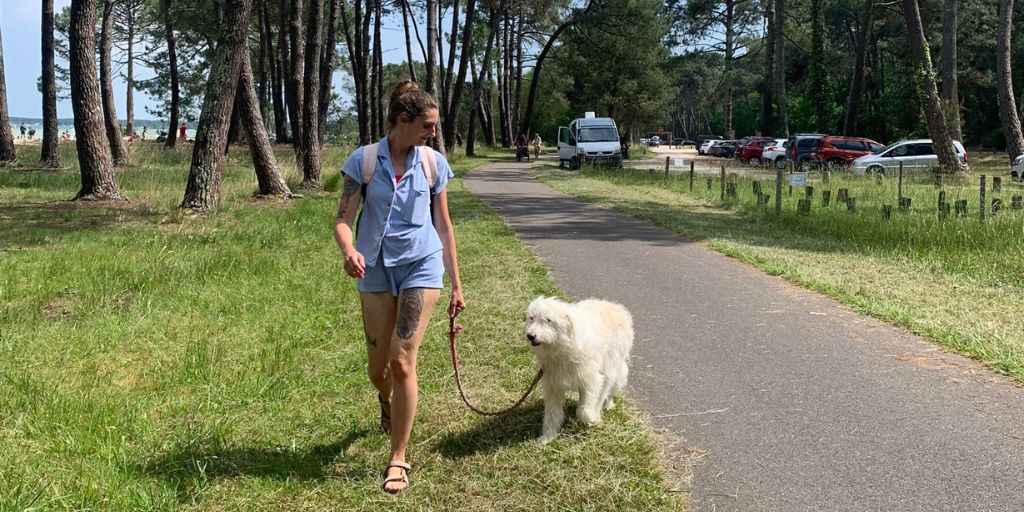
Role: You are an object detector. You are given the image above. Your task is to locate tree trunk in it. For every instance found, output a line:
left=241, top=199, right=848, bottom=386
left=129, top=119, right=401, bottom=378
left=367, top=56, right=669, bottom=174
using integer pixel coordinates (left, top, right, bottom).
left=359, top=0, right=372, bottom=142
left=182, top=0, right=254, bottom=212
left=163, top=0, right=180, bottom=149
left=760, top=0, right=774, bottom=137
left=319, top=0, right=340, bottom=147
left=0, top=21, right=14, bottom=162
left=301, top=0, right=323, bottom=188
left=100, top=0, right=129, bottom=165
left=843, top=0, right=874, bottom=135
left=426, top=0, right=437, bottom=98
left=277, top=0, right=292, bottom=143
left=809, top=0, right=827, bottom=132
left=479, top=6, right=499, bottom=145
left=940, top=0, right=963, bottom=141
left=371, top=1, right=381, bottom=139
left=69, top=0, right=122, bottom=199
left=773, top=0, right=788, bottom=137
left=126, top=16, right=135, bottom=137
left=400, top=0, right=417, bottom=81
left=257, top=1, right=271, bottom=131
left=520, top=0, right=594, bottom=138
left=443, top=0, right=477, bottom=154
left=513, top=12, right=523, bottom=135
left=41, top=0, right=60, bottom=166
left=723, top=0, right=735, bottom=139
left=997, top=0, right=1024, bottom=159
left=262, top=1, right=286, bottom=143
left=288, top=0, right=304, bottom=157
left=239, top=47, right=291, bottom=197
left=443, top=0, right=460, bottom=114
left=902, top=0, right=965, bottom=173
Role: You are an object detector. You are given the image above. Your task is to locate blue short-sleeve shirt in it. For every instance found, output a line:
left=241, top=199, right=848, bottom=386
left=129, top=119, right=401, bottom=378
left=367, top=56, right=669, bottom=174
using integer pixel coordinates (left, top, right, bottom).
left=340, top=136, right=454, bottom=267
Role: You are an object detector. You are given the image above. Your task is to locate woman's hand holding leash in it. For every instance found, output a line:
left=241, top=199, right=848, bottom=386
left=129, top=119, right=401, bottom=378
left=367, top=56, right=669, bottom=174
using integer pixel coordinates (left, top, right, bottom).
left=343, top=251, right=366, bottom=279
left=448, top=287, right=466, bottom=318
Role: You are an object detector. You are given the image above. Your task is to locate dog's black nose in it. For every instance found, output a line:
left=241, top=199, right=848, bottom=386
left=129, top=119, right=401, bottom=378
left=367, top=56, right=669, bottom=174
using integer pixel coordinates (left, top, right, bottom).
left=526, top=333, right=536, bottom=342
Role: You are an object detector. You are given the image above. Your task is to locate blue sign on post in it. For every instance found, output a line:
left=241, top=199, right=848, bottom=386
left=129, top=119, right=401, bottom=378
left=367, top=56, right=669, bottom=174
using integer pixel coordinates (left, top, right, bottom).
left=789, top=174, right=807, bottom=187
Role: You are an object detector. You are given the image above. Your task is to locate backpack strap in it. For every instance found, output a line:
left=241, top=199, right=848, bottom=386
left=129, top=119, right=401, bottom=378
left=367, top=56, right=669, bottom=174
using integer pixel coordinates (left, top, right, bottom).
left=361, top=142, right=379, bottom=184
left=419, top=146, right=439, bottom=190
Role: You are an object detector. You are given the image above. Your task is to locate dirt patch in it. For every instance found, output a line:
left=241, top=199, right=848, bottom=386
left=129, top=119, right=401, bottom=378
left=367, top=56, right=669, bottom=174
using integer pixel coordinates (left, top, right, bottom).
left=40, top=294, right=75, bottom=321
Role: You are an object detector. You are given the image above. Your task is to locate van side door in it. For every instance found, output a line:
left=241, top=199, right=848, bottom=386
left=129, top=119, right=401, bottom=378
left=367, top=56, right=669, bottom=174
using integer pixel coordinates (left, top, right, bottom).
left=557, top=126, right=575, bottom=163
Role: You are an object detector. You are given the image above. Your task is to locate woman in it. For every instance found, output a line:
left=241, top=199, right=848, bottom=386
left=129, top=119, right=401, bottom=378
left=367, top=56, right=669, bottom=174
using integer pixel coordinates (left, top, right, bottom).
left=334, top=80, right=465, bottom=493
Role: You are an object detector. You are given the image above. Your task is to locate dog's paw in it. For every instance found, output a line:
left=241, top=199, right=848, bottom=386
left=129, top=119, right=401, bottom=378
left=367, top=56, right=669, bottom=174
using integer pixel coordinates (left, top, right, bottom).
left=577, top=408, right=602, bottom=425
left=537, top=432, right=557, bottom=444
left=603, top=398, right=616, bottom=411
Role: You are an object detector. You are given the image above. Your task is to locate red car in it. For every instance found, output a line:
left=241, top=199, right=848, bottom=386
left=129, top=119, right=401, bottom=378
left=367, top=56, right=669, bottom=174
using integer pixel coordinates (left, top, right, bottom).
left=810, top=136, right=884, bottom=168
left=736, top=137, right=777, bottom=165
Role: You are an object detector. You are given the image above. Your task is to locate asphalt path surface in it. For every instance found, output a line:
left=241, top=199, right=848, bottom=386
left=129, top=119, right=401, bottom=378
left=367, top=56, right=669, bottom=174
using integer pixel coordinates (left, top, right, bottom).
left=463, top=158, right=1024, bottom=512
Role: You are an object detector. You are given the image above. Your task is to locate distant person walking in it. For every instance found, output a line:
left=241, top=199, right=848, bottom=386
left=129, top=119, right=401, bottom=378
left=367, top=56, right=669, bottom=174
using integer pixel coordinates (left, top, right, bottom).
left=142, top=126, right=147, bottom=140
left=19, top=123, right=26, bottom=139
left=28, top=128, right=36, bottom=140
left=178, top=122, right=187, bottom=142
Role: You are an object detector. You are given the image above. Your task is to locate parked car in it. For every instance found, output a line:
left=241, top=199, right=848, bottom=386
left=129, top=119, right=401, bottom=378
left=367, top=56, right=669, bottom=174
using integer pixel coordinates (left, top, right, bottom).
left=760, top=138, right=790, bottom=167
left=675, top=138, right=696, bottom=147
left=850, top=139, right=967, bottom=174
left=709, top=140, right=738, bottom=158
left=810, top=136, right=884, bottom=169
left=786, top=134, right=826, bottom=170
left=1012, top=154, right=1024, bottom=182
left=639, top=137, right=648, bottom=145
left=699, top=139, right=721, bottom=155
left=736, top=137, right=777, bottom=165
left=649, top=135, right=661, bottom=147
left=696, top=134, right=722, bottom=148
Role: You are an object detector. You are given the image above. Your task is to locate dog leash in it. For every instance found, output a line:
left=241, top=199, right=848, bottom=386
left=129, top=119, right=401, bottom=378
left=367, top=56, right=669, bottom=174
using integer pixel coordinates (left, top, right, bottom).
left=448, top=309, right=543, bottom=416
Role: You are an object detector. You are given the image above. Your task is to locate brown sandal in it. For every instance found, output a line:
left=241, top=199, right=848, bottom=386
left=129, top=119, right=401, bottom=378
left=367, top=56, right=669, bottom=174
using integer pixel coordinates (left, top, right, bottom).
left=381, top=460, right=412, bottom=493
left=378, top=394, right=392, bottom=435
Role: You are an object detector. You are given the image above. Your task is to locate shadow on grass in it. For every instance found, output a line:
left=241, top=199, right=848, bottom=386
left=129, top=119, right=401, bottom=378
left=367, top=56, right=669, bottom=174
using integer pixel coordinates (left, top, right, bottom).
left=436, top=402, right=547, bottom=459
left=0, top=201, right=165, bottom=250
left=140, top=428, right=370, bottom=504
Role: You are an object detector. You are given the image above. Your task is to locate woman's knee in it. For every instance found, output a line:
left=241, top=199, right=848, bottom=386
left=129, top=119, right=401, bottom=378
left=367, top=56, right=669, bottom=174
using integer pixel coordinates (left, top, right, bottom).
left=388, top=352, right=416, bottom=382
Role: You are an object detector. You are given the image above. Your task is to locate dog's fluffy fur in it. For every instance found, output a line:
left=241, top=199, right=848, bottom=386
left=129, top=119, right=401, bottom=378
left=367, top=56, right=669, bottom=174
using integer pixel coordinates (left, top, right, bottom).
left=524, top=296, right=634, bottom=443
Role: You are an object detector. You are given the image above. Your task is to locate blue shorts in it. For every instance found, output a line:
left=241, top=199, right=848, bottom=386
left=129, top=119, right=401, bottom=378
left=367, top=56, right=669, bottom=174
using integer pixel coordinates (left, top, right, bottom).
left=357, top=250, right=445, bottom=296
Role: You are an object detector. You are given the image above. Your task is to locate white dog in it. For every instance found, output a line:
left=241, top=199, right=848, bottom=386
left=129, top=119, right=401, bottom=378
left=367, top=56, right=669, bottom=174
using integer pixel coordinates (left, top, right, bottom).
left=524, top=296, right=634, bottom=443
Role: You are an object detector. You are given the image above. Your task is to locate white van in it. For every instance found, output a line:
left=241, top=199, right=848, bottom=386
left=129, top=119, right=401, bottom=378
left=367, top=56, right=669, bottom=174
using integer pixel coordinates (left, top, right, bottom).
left=557, top=114, right=622, bottom=170
left=850, top=139, right=967, bottom=174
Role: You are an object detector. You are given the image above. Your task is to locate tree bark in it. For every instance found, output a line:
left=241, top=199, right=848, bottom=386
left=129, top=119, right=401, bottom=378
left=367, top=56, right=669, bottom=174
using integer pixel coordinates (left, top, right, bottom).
left=301, top=0, right=323, bottom=188
left=723, top=0, right=736, bottom=139
left=426, top=0, right=437, bottom=95
left=443, top=0, right=461, bottom=115
left=443, top=0, right=477, bottom=154
left=359, top=0, right=372, bottom=143
left=400, top=0, right=417, bottom=81
left=520, top=0, right=594, bottom=138
left=100, top=0, right=129, bottom=165
left=239, top=47, right=291, bottom=197
left=513, top=12, right=523, bottom=135
left=940, top=0, right=963, bottom=141
left=41, top=0, right=60, bottom=166
left=277, top=0, right=292, bottom=143
left=0, top=21, right=14, bottom=162
left=997, top=0, right=1024, bottom=159
left=760, top=0, right=774, bottom=137
left=182, top=0, right=254, bottom=212
left=902, top=0, right=965, bottom=173
left=69, top=0, right=122, bottom=199
left=261, top=0, right=286, bottom=143
left=319, top=0, right=340, bottom=147
left=843, top=0, right=874, bottom=135
left=773, top=0, right=788, bottom=137
left=288, top=0, right=304, bottom=153
left=371, top=0, right=382, bottom=139
left=809, top=0, right=827, bottom=132
left=125, top=10, right=135, bottom=137
left=163, top=0, right=180, bottom=149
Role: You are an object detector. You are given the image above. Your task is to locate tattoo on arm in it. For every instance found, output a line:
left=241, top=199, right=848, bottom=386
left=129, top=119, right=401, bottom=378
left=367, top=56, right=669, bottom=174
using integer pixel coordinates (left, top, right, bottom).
left=338, top=176, right=361, bottom=218
left=396, top=289, right=425, bottom=339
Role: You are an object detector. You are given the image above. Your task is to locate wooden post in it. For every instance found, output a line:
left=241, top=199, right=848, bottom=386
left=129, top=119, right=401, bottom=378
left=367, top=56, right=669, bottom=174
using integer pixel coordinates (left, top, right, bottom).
left=882, top=205, right=892, bottom=219
left=720, top=165, right=726, bottom=200
left=847, top=197, right=857, bottom=212
left=898, top=161, right=903, bottom=202
left=665, top=156, right=670, bottom=175
left=1012, top=195, right=1023, bottom=210
left=689, top=161, right=694, bottom=190
left=980, top=175, right=986, bottom=224
left=797, top=199, right=810, bottom=214
left=822, top=190, right=831, bottom=207
left=993, top=176, right=1002, bottom=192
left=775, top=167, right=783, bottom=218
left=805, top=186, right=814, bottom=198
left=899, top=197, right=912, bottom=213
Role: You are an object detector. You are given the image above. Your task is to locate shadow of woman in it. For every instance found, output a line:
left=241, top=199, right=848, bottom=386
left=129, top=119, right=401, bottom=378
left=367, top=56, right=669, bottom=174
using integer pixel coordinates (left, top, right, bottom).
left=436, top=402, right=549, bottom=459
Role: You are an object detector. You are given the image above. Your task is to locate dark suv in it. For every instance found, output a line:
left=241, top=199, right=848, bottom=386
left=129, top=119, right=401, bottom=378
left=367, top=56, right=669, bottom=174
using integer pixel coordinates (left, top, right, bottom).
left=786, top=134, right=826, bottom=170
left=810, top=136, right=884, bottom=169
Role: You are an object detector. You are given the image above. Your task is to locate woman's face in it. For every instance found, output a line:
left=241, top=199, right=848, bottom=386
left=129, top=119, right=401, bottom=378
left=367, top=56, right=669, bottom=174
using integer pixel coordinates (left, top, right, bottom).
left=397, top=109, right=439, bottom=146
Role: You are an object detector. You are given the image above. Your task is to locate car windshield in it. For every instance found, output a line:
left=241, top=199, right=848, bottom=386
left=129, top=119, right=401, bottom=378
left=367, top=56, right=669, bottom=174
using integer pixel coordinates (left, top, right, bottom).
left=578, top=127, right=619, bottom=142
left=874, top=141, right=903, bottom=155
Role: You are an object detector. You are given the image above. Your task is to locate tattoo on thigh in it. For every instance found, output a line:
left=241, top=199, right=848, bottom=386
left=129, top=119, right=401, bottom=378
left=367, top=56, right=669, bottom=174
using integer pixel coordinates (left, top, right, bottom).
left=397, top=289, right=425, bottom=339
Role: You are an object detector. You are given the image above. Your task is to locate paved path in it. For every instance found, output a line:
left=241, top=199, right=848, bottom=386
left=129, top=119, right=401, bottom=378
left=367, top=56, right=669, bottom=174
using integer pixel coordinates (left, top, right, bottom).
left=464, top=159, right=1024, bottom=512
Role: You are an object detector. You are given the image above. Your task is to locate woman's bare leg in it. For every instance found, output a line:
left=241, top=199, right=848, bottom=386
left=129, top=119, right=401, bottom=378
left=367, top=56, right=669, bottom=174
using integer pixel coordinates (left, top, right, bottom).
left=384, top=287, right=440, bottom=491
left=360, top=292, right=398, bottom=412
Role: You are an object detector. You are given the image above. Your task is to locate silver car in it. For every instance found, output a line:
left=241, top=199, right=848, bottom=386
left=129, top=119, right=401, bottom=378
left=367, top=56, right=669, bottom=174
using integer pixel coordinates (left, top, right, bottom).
left=850, top=139, right=967, bottom=174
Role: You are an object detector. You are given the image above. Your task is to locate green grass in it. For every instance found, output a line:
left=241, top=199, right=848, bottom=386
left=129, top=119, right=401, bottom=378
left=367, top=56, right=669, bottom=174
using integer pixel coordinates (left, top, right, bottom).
left=535, top=162, right=1024, bottom=381
left=0, top=143, right=687, bottom=511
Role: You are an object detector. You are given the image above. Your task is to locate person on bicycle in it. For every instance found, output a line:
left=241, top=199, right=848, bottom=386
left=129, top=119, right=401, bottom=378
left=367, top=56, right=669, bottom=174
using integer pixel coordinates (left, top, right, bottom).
left=532, top=133, right=542, bottom=158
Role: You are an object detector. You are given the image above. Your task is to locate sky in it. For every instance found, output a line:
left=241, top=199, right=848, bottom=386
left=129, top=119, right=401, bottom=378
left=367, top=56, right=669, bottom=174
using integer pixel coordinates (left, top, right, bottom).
left=1, top=1, right=414, bottom=120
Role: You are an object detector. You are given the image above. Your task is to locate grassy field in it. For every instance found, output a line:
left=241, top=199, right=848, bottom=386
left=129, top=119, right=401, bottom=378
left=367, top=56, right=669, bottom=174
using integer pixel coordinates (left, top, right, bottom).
left=0, top=143, right=687, bottom=511
left=534, top=161, right=1024, bottom=382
